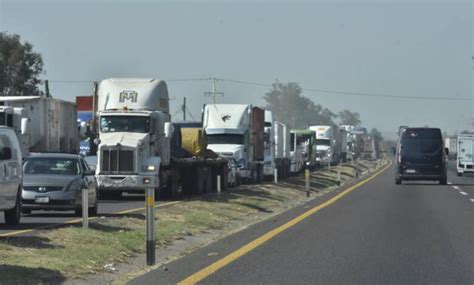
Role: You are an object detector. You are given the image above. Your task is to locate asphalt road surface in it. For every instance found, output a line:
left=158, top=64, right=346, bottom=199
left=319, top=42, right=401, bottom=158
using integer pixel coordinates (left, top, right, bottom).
left=131, top=160, right=474, bottom=284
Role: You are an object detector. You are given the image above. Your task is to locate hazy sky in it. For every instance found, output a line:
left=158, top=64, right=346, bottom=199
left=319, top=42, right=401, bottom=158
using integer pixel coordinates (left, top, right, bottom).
left=0, top=0, right=471, bottom=139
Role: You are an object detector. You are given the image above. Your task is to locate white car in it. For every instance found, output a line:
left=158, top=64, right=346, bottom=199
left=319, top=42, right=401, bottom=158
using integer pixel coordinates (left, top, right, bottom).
left=227, top=157, right=241, bottom=188
left=0, top=127, right=23, bottom=225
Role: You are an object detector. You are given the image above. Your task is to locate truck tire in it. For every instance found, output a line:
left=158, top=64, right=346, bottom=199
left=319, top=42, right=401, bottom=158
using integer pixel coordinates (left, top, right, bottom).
left=5, top=189, right=21, bottom=225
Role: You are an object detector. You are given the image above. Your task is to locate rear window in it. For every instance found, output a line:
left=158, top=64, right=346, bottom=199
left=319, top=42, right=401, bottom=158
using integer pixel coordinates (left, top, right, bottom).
left=402, top=128, right=442, bottom=140
left=401, top=129, right=443, bottom=154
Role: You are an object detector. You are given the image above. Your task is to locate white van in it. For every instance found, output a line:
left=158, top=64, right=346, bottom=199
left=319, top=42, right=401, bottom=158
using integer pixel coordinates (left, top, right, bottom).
left=456, top=134, right=474, bottom=176
left=0, top=127, right=22, bottom=225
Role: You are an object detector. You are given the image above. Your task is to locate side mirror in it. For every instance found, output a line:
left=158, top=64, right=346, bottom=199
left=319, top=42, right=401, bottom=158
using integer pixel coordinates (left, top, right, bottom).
left=164, top=122, right=173, bottom=139
left=445, top=148, right=449, bottom=155
left=0, top=147, right=12, bottom=160
left=21, top=118, right=29, bottom=135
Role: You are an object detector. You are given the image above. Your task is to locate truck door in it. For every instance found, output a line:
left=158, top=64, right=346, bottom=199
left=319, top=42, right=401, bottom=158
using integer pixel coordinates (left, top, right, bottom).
left=0, top=134, right=17, bottom=207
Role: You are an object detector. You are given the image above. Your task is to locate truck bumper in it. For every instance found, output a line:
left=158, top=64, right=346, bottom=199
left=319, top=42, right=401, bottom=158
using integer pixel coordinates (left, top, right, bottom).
left=97, top=175, right=158, bottom=191
left=457, top=165, right=474, bottom=174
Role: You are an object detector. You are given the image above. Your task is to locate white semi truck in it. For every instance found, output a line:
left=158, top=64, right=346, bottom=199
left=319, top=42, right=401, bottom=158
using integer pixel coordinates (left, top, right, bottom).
left=203, top=104, right=265, bottom=183
left=456, top=134, right=474, bottom=176
left=309, top=125, right=341, bottom=165
left=0, top=96, right=79, bottom=157
left=95, top=78, right=228, bottom=198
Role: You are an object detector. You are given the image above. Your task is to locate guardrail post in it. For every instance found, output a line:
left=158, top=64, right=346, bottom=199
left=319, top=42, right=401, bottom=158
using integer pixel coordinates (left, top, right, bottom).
left=337, top=170, right=341, bottom=186
left=274, top=168, right=278, bottom=183
left=328, top=160, right=331, bottom=172
left=82, top=188, right=88, bottom=229
left=146, top=187, right=155, bottom=266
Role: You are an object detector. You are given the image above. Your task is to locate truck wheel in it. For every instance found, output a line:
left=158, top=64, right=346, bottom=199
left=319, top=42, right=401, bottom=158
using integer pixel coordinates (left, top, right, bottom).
left=5, top=189, right=21, bottom=225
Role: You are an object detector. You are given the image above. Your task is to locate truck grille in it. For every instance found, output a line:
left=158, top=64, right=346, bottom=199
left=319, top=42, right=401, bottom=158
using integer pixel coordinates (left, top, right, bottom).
left=101, top=149, right=135, bottom=174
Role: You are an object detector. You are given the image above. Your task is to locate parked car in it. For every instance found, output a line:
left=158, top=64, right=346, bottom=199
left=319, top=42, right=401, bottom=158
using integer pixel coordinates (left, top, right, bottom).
left=227, top=157, right=241, bottom=188
left=0, top=127, right=23, bottom=225
left=21, top=153, right=98, bottom=216
left=395, top=128, right=448, bottom=185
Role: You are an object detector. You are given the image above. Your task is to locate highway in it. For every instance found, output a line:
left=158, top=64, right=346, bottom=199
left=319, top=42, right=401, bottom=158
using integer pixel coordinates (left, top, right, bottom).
left=131, top=160, right=474, bottom=284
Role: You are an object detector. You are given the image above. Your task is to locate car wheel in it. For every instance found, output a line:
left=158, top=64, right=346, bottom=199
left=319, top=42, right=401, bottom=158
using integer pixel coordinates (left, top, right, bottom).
left=5, top=189, right=21, bottom=225
left=395, top=177, right=402, bottom=185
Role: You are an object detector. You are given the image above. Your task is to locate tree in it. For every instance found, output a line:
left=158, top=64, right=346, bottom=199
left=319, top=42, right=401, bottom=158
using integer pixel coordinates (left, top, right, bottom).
left=0, top=33, right=44, bottom=95
left=338, top=109, right=361, bottom=126
left=263, top=81, right=336, bottom=128
left=371, top=128, right=384, bottom=141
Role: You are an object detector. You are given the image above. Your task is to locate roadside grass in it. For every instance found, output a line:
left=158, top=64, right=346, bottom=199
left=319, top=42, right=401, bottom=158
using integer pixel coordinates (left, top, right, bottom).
left=0, top=161, right=378, bottom=283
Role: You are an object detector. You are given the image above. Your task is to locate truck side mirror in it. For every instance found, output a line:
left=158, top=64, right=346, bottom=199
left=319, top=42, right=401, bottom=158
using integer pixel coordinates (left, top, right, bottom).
left=0, top=147, right=12, bottom=160
left=21, top=118, right=29, bottom=135
left=164, top=122, right=173, bottom=139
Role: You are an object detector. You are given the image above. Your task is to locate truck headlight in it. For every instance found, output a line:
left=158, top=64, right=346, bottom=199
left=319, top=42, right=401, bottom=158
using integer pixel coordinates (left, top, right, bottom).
left=142, top=165, right=156, bottom=172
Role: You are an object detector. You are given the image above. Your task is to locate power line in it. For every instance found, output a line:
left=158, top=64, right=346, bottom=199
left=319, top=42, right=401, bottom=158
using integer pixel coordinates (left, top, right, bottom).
left=220, top=78, right=472, bottom=102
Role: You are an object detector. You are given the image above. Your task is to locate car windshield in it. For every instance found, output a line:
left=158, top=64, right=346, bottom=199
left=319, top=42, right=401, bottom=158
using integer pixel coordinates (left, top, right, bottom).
left=100, top=116, right=150, bottom=133
left=23, top=157, right=81, bottom=175
left=207, top=134, right=244, bottom=145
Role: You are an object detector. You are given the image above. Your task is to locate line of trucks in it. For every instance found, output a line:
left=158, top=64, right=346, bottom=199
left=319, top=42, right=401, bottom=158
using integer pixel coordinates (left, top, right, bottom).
left=0, top=78, right=371, bottom=200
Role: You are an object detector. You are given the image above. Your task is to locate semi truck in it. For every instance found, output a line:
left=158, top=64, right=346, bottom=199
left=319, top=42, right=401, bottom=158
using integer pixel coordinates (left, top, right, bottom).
left=290, top=129, right=317, bottom=169
left=445, top=137, right=457, bottom=160
left=203, top=104, right=264, bottom=183
left=0, top=96, right=79, bottom=157
left=341, top=125, right=356, bottom=161
left=309, top=125, right=341, bottom=165
left=456, top=134, right=474, bottom=176
left=94, top=78, right=228, bottom=198
left=289, top=129, right=305, bottom=174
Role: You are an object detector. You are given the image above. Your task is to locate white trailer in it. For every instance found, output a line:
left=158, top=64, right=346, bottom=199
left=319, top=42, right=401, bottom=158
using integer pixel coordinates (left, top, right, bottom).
left=0, top=96, right=79, bottom=157
left=456, top=135, right=474, bottom=176
left=289, top=130, right=304, bottom=173
left=274, top=121, right=291, bottom=179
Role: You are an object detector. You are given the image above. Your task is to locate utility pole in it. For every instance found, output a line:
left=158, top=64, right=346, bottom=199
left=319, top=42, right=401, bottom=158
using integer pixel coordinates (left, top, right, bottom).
left=204, top=78, right=224, bottom=104
left=182, top=97, right=186, bottom=121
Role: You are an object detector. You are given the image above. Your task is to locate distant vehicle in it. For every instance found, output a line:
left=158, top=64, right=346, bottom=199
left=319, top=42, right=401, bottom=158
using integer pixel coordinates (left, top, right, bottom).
left=0, top=127, right=23, bottom=225
left=309, top=125, right=340, bottom=165
left=21, top=153, right=98, bottom=216
left=456, top=134, right=474, bottom=176
left=226, top=157, right=240, bottom=187
left=289, top=130, right=305, bottom=173
left=395, top=128, right=448, bottom=185
left=291, top=129, right=317, bottom=168
left=445, top=137, right=457, bottom=160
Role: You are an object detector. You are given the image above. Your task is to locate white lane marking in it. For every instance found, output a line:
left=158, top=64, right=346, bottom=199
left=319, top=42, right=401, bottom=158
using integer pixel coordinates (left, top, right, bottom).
left=459, top=191, right=469, bottom=196
left=470, top=198, right=474, bottom=202
left=453, top=186, right=460, bottom=190
left=448, top=181, right=453, bottom=185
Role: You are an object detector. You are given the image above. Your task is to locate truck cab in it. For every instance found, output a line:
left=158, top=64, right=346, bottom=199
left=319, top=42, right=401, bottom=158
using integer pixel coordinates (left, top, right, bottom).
left=95, top=78, right=171, bottom=197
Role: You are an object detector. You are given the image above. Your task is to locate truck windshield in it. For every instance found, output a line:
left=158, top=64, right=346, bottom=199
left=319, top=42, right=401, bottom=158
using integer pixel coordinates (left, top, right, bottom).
left=207, top=134, right=244, bottom=145
left=100, top=116, right=150, bottom=133
left=315, top=139, right=330, bottom=146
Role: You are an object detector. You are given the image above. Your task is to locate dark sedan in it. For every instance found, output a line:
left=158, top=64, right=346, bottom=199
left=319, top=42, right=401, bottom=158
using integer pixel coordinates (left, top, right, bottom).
left=21, top=153, right=98, bottom=216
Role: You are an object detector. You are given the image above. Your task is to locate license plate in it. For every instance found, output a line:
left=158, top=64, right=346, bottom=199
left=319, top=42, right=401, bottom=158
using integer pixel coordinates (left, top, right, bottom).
left=406, top=169, right=416, bottom=174
left=35, top=196, right=50, bottom=204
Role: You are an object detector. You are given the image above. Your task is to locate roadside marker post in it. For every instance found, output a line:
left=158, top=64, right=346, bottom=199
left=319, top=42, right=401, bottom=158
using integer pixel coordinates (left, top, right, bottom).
left=145, top=187, right=155, bottom=266
left=82, top=188, right=89, bottom=229
left=217, top=175, right=221, bottom=196
left=305, top=166, right=310, bottom=198
left=328, top=160, right=331, bottom=172
left=337, top=170, right=341, bottom=186
left=274, top=168, right=278, bottom=183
